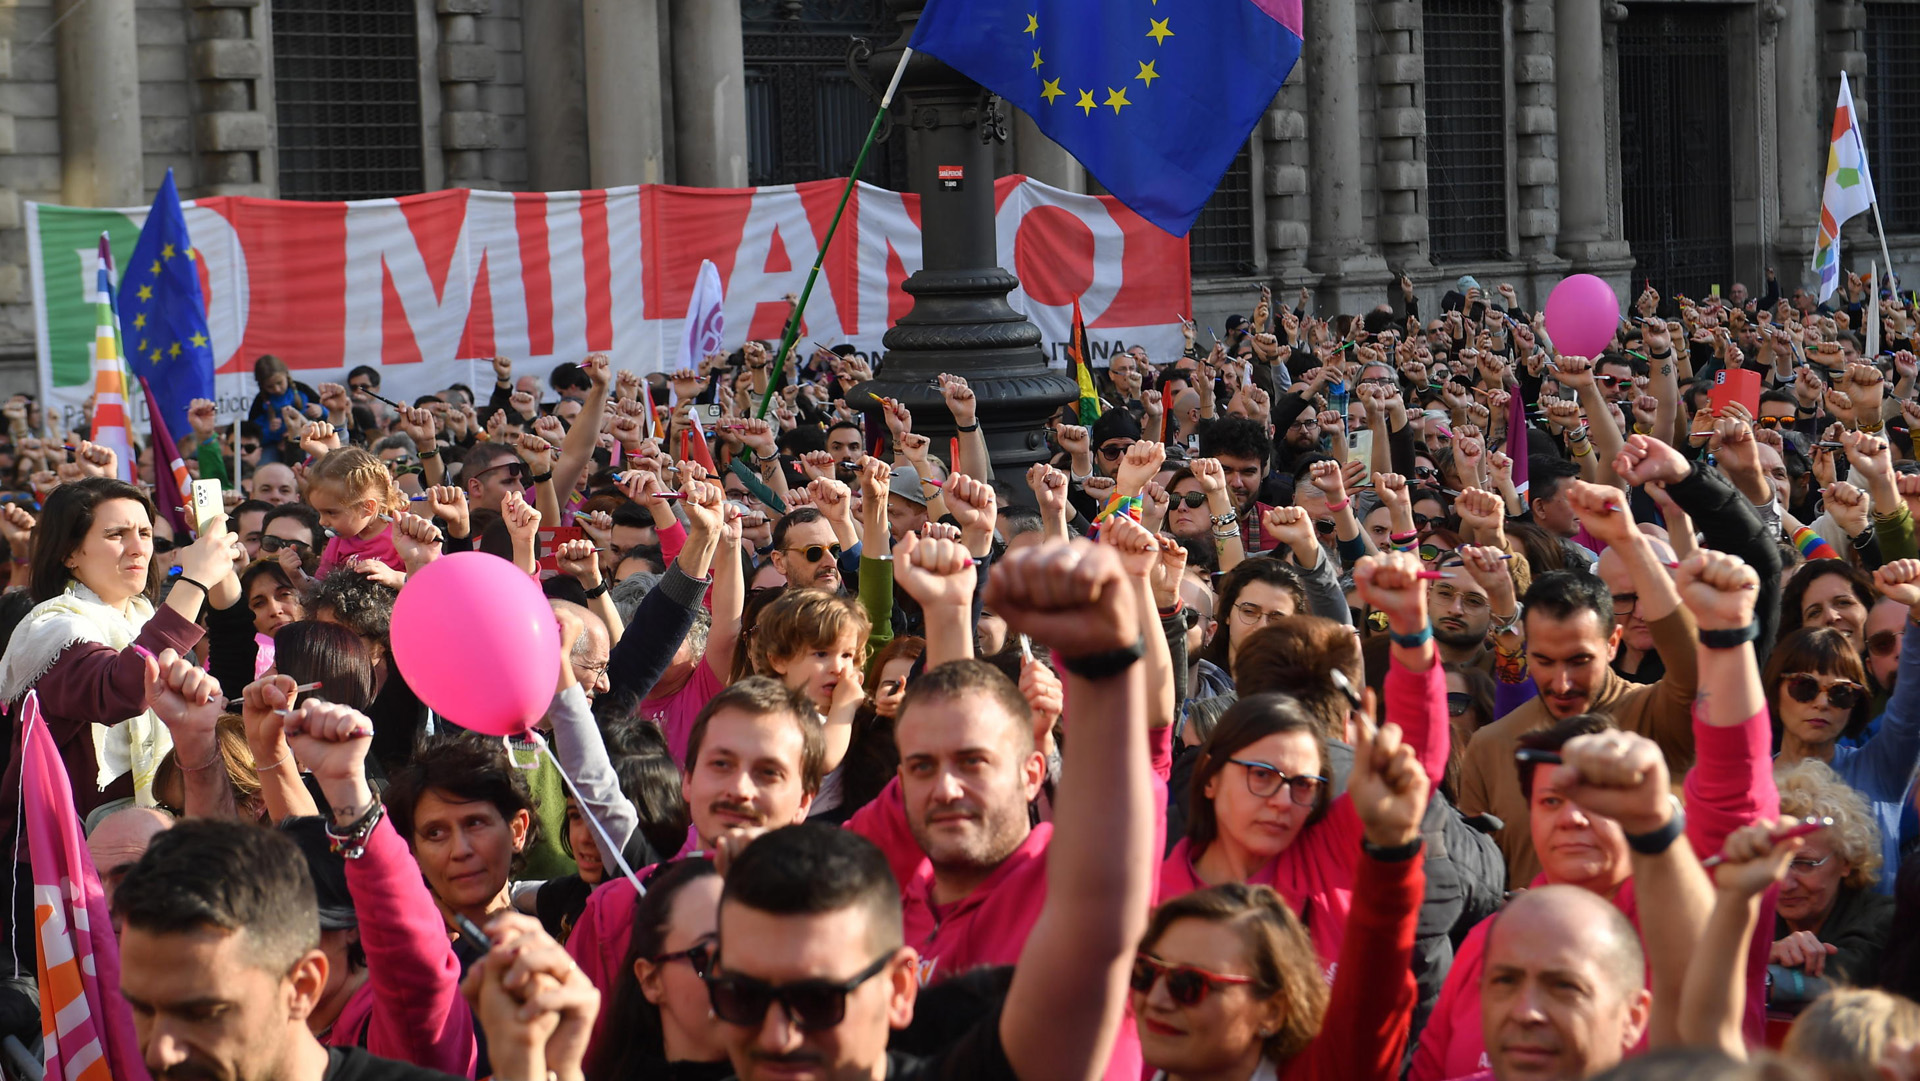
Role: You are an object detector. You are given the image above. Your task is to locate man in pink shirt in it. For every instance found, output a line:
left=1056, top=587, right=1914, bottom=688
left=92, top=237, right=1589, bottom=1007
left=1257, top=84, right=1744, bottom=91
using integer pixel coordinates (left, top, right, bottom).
left=567, top=677, right=823, bottom=1059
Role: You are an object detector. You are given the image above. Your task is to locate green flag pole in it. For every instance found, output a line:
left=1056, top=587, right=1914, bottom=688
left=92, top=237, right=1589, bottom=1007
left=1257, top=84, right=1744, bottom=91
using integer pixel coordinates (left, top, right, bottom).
left=756, top=47, right=914, bottom=419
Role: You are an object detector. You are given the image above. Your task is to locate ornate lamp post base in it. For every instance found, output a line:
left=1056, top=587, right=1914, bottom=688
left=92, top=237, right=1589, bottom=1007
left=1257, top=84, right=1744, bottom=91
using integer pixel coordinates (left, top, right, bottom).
left=850, top=2, right=1076, bottom=496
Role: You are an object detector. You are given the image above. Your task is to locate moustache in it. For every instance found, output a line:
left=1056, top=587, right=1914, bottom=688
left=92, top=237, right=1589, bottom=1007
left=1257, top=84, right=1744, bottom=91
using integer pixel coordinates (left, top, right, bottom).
left=709, top=799, right=765, bottom=826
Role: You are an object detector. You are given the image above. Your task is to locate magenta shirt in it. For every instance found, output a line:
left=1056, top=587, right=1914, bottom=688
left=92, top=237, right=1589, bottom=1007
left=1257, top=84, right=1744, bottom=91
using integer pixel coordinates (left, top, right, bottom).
left=640, top=659, right=725, bottom=764
left=318, top=521, right=404, bottom=576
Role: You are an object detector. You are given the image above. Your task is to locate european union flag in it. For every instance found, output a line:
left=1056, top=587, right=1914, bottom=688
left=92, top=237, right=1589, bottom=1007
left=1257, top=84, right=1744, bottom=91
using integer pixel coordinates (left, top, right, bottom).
left=912, top=0, right=1303, bottom=237
left=120, top=168, right=215, bottom=446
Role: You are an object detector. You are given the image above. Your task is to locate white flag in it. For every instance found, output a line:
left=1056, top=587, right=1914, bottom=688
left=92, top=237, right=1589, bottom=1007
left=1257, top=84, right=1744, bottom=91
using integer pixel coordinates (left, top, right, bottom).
left=676, top=259, right=726, bottom=401
left=1813, top=72, right=1878, bottom=303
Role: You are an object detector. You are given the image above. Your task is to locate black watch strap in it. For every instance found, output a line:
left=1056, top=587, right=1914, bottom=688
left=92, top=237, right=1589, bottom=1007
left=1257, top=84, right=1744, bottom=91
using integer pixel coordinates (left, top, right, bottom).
left=1057, top=635, right=1146, bottom=681
left=1624, top=803, right=1685, bottom=855
left=1361, top=836, right=1425, bottom=863
left=1697, top=619, right=1760, bottom=650
left=580, top=581, right=610, bottom=600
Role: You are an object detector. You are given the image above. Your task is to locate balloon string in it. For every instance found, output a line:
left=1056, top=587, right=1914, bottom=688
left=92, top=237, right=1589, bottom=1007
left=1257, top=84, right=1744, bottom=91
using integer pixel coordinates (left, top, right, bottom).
left=525, top=731, right=644, bottom=897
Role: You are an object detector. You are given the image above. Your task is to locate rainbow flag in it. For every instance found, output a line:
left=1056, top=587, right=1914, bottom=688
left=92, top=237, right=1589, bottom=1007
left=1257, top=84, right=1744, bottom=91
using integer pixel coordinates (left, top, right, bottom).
left=21, top=692, right=147, bottom=1081
left=1069, top=299, right=1100, bottom=426
left=1813, top=72, right=1877, bottom=303
left=89, top=235, right=134, bottom=481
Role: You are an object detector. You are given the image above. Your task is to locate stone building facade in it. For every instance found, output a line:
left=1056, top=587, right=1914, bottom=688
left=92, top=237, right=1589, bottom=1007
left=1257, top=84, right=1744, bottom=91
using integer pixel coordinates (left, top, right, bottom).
left=0, top=0, right=1913, bottom=395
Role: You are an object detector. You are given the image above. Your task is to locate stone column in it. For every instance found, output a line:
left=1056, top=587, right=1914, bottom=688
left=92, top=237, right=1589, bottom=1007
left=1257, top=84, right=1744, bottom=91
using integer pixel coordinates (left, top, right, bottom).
left=56, top=0, right=143, bottom=207
left=190, top=0, right=272, bottom=197
left=439, top=0, right=500, bottom=188
left=1554, top=0, right=1630, bottom=268
left=1304, top=0, right=1387, bottom=312
left=1373, top=0, right=1429, bottom=272
left=1262, top=70, right=1312, bottom=286
left=522, top=0, right=590, bottom=191
left=583, top=0, right=669, bottom=186
left=1512, top=0, right=1566, bottom=300
left=1011, top=109, right=1083, bottom=192
left=669, top=0, right=749, bottom=188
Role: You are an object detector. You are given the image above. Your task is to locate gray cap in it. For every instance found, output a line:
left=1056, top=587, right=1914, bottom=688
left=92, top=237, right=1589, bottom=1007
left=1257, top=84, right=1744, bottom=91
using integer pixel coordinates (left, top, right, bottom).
left=889, top=464, right=928, bottom=507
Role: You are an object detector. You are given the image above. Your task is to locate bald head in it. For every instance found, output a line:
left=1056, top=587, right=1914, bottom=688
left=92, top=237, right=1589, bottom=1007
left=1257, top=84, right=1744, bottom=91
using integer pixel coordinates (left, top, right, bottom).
left=1482, top=885, right=1649, bottom=1081
left=1594, top=535, right=1677, bottom=597
left=88, top=806, right=174, bottom=896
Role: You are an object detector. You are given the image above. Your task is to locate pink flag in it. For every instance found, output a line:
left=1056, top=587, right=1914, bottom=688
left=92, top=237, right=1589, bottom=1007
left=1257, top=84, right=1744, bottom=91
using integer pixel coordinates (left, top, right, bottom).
left=20, top=692, right=149, bottom=1081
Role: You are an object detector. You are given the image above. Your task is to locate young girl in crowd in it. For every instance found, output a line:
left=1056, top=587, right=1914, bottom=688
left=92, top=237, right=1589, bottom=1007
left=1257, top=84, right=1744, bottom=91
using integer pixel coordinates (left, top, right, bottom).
left=746, top=587, right=870, bottom=816
left=308, top=446, right=406, bottom=576
left=247, top=354, right=317, bottom=462
left=590, top=858, right=728, bottom=1081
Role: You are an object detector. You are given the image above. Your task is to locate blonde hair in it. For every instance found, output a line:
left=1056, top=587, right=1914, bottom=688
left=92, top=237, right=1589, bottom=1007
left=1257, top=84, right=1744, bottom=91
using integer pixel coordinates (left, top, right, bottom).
left=308, top=446, right=403, bottom=518
left=1784, top=987, right=1920, bottom=1064
left=1774, top=757, right=1883, bottom=890
left=748, top=588, right=870, bottom=678
left=153, top=716, right=265, bottom=823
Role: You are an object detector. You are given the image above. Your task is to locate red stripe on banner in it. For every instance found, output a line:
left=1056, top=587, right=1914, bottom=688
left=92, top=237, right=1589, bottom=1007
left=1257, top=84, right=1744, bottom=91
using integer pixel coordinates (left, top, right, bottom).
left=580, top=190, right=614, bottom=352
left=643, top=187, right=754, bottom=323
left=460, top=250, right=496, bottom=359
left=747, top=227, right=797, bottom=341
left=224, top=198, right=349, bottom=371
left=382, top=264, right=424, bottom=366
left=516, top=192, right=554, bottom=356
left=398, top=189, right=468, bottom=302
left=1091, top=198, right=1192, bottom=328
left=797, top=179, right=856, bottom=339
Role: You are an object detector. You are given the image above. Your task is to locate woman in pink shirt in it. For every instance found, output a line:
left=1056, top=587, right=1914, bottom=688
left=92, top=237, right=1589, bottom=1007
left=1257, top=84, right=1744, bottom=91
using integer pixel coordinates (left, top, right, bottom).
left=1157, top=553, right=1447, bottom=978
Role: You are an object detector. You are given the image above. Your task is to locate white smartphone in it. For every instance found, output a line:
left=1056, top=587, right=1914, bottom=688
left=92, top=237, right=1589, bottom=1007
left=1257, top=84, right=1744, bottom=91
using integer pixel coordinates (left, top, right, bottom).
left=190, top=478, right=224, bottom=535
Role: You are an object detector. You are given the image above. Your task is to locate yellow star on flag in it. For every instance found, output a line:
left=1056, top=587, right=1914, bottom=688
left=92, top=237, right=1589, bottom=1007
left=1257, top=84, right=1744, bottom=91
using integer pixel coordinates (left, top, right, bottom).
left=132, top=313, right=146, bottom=330
left=149, top=348, right=161, bottom=362
left=1032, top=48, right=1044, bottom=71
left=186, top=248, right=197, bottom=261
left=149, top=260, right=161, bottom=276
left=1105, top=87, right=1131, bottom=113
left=138, top=339, right=148, bottom=353
left=1147, top=18, right=1174, bottom=44
left=1075, top=89, right=1097, bottom=116
left=168, top=342, right=181, bottom=359
left=1041, top=78, right=1065, bottom=105
left=1024, top=12, right=1038, bottom=34
left=1136, top=60, right=1160, bottom=87
left=137, top=285, right=153, bottom=302
left=190, top=332, right=208, bottom=348
left=161, top=243, right=175, bottom=259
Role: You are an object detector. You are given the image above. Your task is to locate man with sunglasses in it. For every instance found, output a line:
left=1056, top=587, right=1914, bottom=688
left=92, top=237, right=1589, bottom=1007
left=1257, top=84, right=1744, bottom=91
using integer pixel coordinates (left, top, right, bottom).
left=459, top=442, right=529, bottom=514
left=716, top=538, right=1157, bottom=1081
left=770, top=507, right=846, bottom=593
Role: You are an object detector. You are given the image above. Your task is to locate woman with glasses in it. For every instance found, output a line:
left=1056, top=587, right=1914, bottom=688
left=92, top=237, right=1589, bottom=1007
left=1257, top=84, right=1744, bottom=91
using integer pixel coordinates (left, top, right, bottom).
left=1767, top=759, right=1893, bottom=1007
left=1767, top=560, right=1920, bottom=893
left=590, top=858, right=729, bottom=1080
left=1134, top=699, right=1429, bottom=1081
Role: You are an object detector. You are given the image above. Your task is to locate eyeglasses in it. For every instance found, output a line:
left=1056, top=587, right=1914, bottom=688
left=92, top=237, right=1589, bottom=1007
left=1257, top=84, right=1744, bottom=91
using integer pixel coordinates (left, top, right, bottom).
left=1231, top=602, right=1289, bottom=627
left=575, top=658, right=609, bottom=679
left=1097, top=443, right=1129, bottom=462
left=1129, top=955, right=1255, bottom=1007
left=787, top=543, right=844, bottom=564
left=705, top=952, right=893, bottom=1031
left=652, top=939, right=715, bottom=979
left=152, top=536, right=176, bottom=554
left=1612, top=592, right=1639, bottom=614
left=1787, top=852, right=1835, bottom=876
left=1868, top=629, right=1900, bottom=658
left=1783, top=674, right=1865, bottom=710
left=260, top=536, right=312, bottom=554
left=1225, top=758, right=1327, bottom=805
left=1432, top=583, right=1490, bottom=611
left=478, top=461, right=530, bottom=485
left=1170, top=491, right=1209, bottom=509
left=1418, top=544, right=1452, bottom=563
left=1447, top=692, right=1473, bottom=717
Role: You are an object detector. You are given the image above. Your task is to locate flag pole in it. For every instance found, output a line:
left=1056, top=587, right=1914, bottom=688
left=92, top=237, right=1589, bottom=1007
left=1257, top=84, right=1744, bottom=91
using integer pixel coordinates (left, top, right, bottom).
left=232, top=414, right=241, bottom=488
left=756, top=46, right=914, bottom=419
left=1871, top=201, right=1898, bottom=295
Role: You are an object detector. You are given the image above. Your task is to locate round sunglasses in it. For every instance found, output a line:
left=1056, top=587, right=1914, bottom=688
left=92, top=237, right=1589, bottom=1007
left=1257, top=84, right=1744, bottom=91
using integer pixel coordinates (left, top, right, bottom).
left=1782, top=674, right=1865, bottom=711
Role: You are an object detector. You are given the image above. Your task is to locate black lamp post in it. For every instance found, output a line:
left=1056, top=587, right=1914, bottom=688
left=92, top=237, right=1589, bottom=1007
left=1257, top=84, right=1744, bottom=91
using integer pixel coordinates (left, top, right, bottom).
left=850, top=0, right=1076, bottom=497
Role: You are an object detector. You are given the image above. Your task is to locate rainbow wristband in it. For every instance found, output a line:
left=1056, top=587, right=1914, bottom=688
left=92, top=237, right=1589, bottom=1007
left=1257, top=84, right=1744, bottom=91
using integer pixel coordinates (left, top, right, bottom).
left=1097, top=494, right=1144, bottom=523
left=1792, top=526, right=1840, bottom=562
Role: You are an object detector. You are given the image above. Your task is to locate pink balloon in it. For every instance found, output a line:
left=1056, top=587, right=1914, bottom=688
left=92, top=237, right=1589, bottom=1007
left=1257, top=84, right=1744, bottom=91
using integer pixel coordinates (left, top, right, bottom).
left=1543, top=274, right=1622, bottom=360
left=390, top=551, right=558, bottom=737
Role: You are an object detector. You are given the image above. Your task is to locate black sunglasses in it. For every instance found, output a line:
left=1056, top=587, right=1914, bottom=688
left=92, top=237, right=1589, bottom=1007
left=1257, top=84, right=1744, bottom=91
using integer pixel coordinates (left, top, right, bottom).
left=259, top=535, right=312, bottom=554
left=653, top=939, right=715, bottom=979
left=1447, top=692, right=1472, bottom=717
left=1170, top=491, right=1209, bottom=509
left=1097, top=443, right=1129, bottom=461
left=152, top=536, right=176, bottom=554
left=240, top=442, right=259, bottom=454
left=1868, top=629, right=1900, bottom=658
left=1783, top=675, right=1864, bottom=710
left=788, top=543, right=843, bottom=563
left=705, top=952, right=893, bottom=1031
left=1313, top=518, right=1335, bottom=536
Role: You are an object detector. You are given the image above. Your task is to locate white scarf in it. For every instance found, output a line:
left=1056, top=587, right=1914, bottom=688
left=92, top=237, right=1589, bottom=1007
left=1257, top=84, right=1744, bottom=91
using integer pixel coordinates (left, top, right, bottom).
left=0, top=583, right=173, bottom=802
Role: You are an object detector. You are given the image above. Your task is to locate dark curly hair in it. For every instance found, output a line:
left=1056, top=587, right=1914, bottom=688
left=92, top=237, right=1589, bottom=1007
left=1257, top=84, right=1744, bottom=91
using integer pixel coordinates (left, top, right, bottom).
left=306, top=567, right=397, bottom=649
left=383, top=733, right=543, bottom=878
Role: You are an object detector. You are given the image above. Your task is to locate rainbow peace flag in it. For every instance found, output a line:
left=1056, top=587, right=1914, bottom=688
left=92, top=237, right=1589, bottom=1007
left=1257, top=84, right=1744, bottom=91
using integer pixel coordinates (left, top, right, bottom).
left=1813, top=72, right=1877, bottom=303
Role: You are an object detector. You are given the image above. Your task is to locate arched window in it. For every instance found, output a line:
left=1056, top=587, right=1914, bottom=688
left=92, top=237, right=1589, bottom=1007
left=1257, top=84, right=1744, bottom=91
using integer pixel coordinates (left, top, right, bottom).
left=1422, top=0, right=1508, bottom=261
left=272, top=0, right=426, bottom=200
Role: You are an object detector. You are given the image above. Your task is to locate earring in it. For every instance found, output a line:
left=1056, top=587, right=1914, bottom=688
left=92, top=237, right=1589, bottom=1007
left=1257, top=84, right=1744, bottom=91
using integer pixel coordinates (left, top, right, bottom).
left=1258, top=1027, right=1273, bottom=1037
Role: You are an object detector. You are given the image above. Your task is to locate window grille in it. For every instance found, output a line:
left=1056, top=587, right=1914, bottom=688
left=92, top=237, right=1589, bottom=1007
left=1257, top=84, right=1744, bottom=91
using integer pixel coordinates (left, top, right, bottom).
left=1189, top=144, right=1257, bottom=277
left=744, top=0, right=905, bottom=188
left=1422, top=0, right=1508, bottom=262
left=273, top=0, right=426, bottom=200
left=1866, top=4, right=1920, bottom=232
left=1617, top=6, right=1733, bottom=298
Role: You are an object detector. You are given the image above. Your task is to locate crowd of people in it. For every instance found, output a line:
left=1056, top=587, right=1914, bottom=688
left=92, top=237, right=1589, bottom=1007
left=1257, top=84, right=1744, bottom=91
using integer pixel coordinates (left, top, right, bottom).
left=3, top=270, right=1920, bottom=1081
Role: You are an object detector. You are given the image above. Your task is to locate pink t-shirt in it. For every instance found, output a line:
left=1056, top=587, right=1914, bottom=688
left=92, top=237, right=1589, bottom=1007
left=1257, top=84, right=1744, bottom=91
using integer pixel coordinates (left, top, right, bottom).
left=640, top=658, right=725, bottom=764
left=318, top=521, right=404, bottom=576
